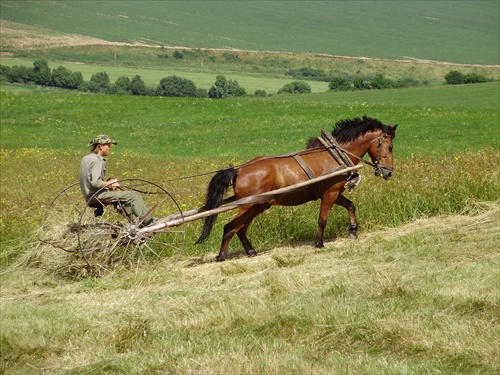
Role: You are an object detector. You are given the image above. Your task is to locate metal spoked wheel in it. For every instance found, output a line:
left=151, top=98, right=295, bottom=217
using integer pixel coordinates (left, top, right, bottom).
left=40, top=182, right=84, bottom=253
left=77, top=179, right=186, bottom=275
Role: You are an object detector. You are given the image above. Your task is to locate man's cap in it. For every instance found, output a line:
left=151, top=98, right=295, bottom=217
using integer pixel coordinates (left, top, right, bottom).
left=88, top=134, right=117, bottom=147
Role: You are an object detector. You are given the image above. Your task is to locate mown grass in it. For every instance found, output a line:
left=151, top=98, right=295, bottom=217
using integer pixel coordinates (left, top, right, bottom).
left=1, top=202, right=498, bottom=374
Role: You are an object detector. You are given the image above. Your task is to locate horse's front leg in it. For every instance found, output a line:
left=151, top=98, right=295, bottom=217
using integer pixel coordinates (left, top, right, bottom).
left=315, top=192, right=338, bottom=248
left=335, top=193, right=358, bottom=239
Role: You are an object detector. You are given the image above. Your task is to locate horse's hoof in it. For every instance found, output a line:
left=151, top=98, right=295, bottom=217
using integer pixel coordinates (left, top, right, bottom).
left=315, top=243, right=324, bottom=248
left=215, top=255, right=226, bottom=262
left=349, top=232, right=358, bottom=240
left=248, top=249, right=257, bottom=257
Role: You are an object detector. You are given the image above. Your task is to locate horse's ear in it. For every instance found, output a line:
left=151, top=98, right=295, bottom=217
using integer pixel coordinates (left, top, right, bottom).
left=393, top=124, right=398, bottom=131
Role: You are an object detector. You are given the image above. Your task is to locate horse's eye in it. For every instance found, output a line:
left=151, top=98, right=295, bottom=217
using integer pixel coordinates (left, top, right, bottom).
left=389, top=146, right=393, bottom=152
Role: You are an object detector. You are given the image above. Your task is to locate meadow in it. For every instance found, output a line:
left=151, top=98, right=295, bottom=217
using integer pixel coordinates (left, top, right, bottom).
left=0, top=78, right=499, bottom=373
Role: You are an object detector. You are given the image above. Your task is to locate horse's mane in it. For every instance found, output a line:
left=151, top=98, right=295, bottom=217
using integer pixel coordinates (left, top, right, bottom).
left=307, top=115, right=395, bottom=149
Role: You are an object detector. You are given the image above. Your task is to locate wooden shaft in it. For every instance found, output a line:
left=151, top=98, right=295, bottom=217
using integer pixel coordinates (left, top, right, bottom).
left=140, top=163, right=363, bottom=234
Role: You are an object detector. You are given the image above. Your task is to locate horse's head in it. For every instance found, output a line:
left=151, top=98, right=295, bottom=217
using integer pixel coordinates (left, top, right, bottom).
left=368, top=125, right=397, bottom=180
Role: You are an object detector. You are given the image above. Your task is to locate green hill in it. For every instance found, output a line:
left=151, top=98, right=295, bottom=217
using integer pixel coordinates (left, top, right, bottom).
left=1, top=0, right=499, bottom=65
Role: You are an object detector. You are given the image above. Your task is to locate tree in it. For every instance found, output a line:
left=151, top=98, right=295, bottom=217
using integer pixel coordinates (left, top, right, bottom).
left=51, top=66, right=83, bottom=89
left=82, top=71, right=111, bottom=93
left=155, top=75, right=197, bottom=97
left=130, top=75, right=147, bottom=96
left=0, top=65, right=11, bottom=82
left=7, top=65, right=33, bottom=83
left=208, top=75, right=246, bottom=98
left=277, top=80, right=311, bottom=94
left=33, top=58, right=51, bottom=86
left=111, top=76, right=132, bottom=95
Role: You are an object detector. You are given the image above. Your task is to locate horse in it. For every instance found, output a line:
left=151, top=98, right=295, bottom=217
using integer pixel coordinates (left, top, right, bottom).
left=196, top=115, right=397, bottom=261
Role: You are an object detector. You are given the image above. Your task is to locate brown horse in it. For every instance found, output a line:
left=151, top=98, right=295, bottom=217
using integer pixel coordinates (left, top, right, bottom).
left=196, top=116, right=397, bottom=261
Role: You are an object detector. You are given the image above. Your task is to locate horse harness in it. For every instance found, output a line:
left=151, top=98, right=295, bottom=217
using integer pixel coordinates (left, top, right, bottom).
left=291, top=130, right=362, bottom=192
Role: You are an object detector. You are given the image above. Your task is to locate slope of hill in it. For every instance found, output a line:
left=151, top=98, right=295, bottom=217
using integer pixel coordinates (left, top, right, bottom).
left=1, top=0, right=499, bottom=65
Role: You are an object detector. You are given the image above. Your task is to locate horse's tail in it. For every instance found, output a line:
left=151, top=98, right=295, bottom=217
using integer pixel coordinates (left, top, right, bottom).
left=195, top=167, right=238, bottom=244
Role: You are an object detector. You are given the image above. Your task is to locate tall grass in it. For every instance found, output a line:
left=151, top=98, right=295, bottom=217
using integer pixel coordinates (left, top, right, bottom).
left=1, top=147, right=497, bottom=264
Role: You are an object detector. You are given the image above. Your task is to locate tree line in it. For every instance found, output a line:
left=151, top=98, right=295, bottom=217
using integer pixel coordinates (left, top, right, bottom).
left=0, top=59, right=250, bottom=98
left=0, top=59, right=492, bottom=98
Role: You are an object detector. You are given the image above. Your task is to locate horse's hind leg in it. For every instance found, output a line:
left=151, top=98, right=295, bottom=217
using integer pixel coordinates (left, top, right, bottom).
left=217, top=204, right=268, bottom=262
left=316, top=193, right=338, bottom=248
left=335, top=193, right=358, bottom=239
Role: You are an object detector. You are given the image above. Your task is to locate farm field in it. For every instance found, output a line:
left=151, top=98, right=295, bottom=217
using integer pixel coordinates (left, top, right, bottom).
left=1, top=1, right=499, bottom=65
left=0, top=2, right=499, bottom=372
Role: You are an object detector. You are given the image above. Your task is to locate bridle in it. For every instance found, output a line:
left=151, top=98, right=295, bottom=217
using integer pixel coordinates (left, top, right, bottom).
left=327, top=132, right=394, bottom=177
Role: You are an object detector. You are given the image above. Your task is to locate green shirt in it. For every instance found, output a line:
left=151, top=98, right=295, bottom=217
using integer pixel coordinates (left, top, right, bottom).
left=79, top=153, right=106, bottom=201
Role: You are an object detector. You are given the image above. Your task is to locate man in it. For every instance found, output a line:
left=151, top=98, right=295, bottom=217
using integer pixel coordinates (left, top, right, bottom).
left=79, top=134, right=154, bottom=225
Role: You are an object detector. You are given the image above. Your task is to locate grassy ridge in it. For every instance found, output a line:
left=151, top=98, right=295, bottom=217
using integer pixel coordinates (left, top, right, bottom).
left=1, top=1, right=499, bottom=64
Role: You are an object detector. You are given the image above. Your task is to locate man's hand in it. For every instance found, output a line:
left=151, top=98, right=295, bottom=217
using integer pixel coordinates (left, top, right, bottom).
left=104, top=178, right=120, bottom=190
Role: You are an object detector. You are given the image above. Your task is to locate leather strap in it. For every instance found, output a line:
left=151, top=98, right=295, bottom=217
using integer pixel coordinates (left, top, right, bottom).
left=319, top=130, right=355, bottom=167
left=292, top=154, right=315, bottom=179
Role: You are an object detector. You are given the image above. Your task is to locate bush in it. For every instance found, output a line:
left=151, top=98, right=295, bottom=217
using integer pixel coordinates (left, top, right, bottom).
left=208, top=75, right=246, bottom=98
left=173, top=50, right=184, bottom=59
left=464, top=72, right=487, bottom=84
left=353, top=78, right=370, bottom=90
left=155, top=75, right=198, bottom=97
left=370, top=73, right=393, bottom=89
left=445, top=70, right=465, bottom=84
left=288, top=67, right=326, bottom=79
left=444, top=70, right=486, bottom=85
left=277, top=81, right=311, bottom=94
left=110, top=76, right=132, bottom=95
left=254, top=89, right=267, bottom=97
left=328, top=76, right=351, bottom=91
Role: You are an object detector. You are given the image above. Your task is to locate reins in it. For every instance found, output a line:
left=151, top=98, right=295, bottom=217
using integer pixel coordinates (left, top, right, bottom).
left=148, top=131, right=391, bottom=186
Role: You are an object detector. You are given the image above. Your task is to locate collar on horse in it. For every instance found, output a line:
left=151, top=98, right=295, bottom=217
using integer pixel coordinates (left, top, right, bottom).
left=318, top=129, right=392, bottom=179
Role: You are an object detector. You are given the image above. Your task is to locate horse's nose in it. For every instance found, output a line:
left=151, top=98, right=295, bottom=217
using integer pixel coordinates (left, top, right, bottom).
left=384, top=170, right=392, bottom=180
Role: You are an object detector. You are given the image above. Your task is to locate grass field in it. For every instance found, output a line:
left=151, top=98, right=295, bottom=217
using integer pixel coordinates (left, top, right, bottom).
left=1, top=82, right=498, bottom=158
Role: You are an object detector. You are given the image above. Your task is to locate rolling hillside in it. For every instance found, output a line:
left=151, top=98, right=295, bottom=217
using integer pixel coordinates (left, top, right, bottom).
left=1, top=0, right=499, bottom=65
